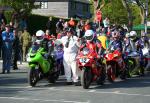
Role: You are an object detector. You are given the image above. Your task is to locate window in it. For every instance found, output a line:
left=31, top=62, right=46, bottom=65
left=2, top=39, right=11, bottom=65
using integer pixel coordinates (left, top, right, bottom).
left=40, top=2, right=48, bottom=9
left=83, top=4, right=89, bottom=12
left=71, top=1, right=76, bottom=10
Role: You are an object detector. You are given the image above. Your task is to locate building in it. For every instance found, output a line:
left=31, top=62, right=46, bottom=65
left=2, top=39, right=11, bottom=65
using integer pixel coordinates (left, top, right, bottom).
left=32, top=0, right=91, bottom=19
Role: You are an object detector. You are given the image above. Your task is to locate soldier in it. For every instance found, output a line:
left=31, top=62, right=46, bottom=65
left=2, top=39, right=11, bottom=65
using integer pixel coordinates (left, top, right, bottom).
left=20, top=27, right=31, bottom=62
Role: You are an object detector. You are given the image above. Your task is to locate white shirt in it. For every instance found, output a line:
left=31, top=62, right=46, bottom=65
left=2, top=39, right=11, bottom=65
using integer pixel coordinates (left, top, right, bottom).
left=59, top=35, right=80, bottom=61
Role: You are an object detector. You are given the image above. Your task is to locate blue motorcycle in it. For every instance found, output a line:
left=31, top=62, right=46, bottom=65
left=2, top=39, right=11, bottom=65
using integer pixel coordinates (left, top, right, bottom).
left=52, top=40, right=64, bottom=75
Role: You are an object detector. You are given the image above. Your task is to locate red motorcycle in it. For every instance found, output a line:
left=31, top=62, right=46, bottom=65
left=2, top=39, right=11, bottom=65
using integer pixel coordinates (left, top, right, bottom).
left=77, top=43, right=106, bottom=89
left=105, top=50, right=126, bottom=82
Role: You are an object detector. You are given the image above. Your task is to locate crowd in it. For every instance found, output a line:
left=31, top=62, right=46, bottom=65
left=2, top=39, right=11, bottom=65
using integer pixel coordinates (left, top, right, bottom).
left=0, top=10, right=150, bottom=87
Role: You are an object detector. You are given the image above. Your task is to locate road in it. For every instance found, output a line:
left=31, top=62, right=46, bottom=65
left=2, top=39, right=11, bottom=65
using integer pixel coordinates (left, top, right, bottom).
left=0, top=61, right=150, bottom=103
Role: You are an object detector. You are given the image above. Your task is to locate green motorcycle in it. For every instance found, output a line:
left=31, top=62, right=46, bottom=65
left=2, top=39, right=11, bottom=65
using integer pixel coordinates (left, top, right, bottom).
left=26, top=44, right=59, bottom=87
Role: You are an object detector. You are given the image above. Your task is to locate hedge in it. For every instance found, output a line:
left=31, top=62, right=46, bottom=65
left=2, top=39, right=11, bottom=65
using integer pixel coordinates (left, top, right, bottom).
left=27, top=15, right=79, bottom=35
left=4, top=11, right=79, bottom=35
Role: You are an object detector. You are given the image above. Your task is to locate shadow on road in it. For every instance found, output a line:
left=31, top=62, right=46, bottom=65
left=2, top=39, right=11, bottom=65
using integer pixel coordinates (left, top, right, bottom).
left=92, top=72, right=150, bottom=89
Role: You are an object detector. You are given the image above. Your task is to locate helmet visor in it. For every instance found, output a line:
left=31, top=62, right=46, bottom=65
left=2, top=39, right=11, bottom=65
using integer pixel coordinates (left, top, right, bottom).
left=36, top=36, right=43, bottom=40
left=85, top=35, right=93, bottom=41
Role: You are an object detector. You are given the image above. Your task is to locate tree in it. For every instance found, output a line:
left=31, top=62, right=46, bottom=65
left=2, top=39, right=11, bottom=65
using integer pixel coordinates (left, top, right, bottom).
left=121, top=0, right=133, bottom=31
left=0, top=0, right=37, bottom=19
left=92, top=0, right=109, bottom=22
left=101, top=0, right=128, bottom=25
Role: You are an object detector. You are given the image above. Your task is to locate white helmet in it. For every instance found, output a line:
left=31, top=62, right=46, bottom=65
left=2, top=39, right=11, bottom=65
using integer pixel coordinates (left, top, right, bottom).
left=130, top=31, right=137, bottom=37
left=84, top=30, right=94, bottom=42
left=36, top=30, right=45, bottom=37
left=35, top=30, right=45, bottom=43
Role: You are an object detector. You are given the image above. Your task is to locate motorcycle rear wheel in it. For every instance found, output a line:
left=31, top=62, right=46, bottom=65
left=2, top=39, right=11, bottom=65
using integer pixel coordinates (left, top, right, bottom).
left=81, top=68, right=92, bottom=89
left=28, top=69, right=38, bottom=87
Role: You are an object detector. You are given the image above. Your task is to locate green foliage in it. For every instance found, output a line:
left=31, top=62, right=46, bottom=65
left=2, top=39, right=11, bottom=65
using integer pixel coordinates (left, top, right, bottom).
left=90, top=0, right=95, bottom=21
left=130, top=4, right=141, bottom=25
left=101, top=0, right=128, bottom=25
left=0, top=0, right=37, bottom=16
left=4, top=10, right=13, bottom=24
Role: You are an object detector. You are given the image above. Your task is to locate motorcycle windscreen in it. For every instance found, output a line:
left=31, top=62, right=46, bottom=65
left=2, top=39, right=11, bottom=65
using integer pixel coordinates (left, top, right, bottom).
left=31, top=44, right=40, bottom=53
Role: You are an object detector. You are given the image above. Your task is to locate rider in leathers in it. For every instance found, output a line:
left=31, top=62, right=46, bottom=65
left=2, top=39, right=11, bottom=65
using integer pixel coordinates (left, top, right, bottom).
left=124, top=31, right=145, bottom=75
left=81, top=30, right=103, bottom=65
left=108, top=31, right=122, bottom=52
left=34, top=30, right=55, bottom=65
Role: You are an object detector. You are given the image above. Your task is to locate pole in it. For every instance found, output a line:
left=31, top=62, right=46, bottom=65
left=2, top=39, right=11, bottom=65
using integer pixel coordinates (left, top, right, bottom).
left=145, top=0, right=148, bottom=35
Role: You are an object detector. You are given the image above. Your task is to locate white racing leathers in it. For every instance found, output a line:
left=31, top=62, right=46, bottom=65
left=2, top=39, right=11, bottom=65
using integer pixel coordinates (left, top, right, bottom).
left=60, top=36, right=79, bottom=82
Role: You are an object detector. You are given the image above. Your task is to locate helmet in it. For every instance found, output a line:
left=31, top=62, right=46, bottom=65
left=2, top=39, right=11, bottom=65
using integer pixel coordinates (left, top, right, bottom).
left=36, top=30, right=45, bottom=43
left=130, top=31, right=137, bottom=37
left=112, top=30, right=119, bottom=38
left=36, top=30, right=45, bottom=37
left=141, top=32, right=146, bottom=37
left=84, top=30, right=94, bottom=42
left=125, top=33, right=130, bottom=38
left=129, top=31, right=137, bottom=40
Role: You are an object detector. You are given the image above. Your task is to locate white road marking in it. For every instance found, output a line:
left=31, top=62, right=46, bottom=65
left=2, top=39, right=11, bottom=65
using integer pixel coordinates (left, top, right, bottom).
left=88, top=90, right=96, bottom=92
left=0, top=97, right=89, bottom=103
left=0, top=86, right=150, bottom=97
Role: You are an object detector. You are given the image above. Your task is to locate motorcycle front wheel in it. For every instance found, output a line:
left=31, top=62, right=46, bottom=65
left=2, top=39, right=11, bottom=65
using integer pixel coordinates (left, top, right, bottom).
left=126, top=59, right=136, bottom=77
left=81, top=68, right=92, bottom=89
left=107, top=65, right=116, bottom=82
left=28, top=69, right=38, bottom=87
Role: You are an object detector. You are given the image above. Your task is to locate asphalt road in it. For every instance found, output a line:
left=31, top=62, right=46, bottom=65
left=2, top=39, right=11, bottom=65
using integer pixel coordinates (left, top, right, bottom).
left=0, top=61, right=150, bottom=103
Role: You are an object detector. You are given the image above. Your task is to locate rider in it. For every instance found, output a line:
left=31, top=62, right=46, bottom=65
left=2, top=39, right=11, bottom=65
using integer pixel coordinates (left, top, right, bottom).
left=35, top=30, right=55, bottom=62
left=82, top=30, right=103, bottom=64
left=129, top=31, right=145, bottom=75
left=108, top=30, right=122, bottom=52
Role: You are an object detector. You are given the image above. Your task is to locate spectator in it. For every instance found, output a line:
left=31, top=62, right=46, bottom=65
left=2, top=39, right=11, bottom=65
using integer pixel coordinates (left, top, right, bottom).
left=1, top=24, right=14, bottom=74
left=84, top=20, right=91, bottom=31
left=56, top=18, right=64, bottom=33
left=0, top=10, right=7, bottom=25
left=9, top=21, right=14, bottom=33
left=20, top=27, right=31, bottom=62
left=0, top=27, right=2, bottom=59
left=46, top=17, right=54, bottom=34
left=76, top=21, right=84, bottom=38
left=18, top=18, right=27, bottom=32
left=31, top=34, right=36, bottom=44
left=0, top=19, right=6, bottom=32
left=12, top=29, right=20, bottom=70
left=63, top=21, right=69, bottom=30
left=68, top=17, right=76, bottom=29
left=44, top=29, right=51, bottom=40
left=103, top=17, right=110, bottom=33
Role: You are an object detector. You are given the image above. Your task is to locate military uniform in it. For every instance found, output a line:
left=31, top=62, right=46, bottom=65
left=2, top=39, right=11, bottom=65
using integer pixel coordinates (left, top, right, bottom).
left=20, top=31, right=31, bottom=61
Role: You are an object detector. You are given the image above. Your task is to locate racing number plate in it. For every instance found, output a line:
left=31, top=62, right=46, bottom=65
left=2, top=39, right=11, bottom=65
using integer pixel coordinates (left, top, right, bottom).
left=79, top=57, right=90, bottom=63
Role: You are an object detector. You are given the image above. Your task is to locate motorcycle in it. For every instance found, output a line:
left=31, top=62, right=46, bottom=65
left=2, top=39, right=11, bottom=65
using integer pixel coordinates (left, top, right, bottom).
left=77, top=44, right=106, bottom=89
left=52, top=40, right=64, bottom=75
left=26, top=43, right=60, bottom=87
left=124, top=51, right=140, bottom=77
left=105, top=49, right=126, bottom=82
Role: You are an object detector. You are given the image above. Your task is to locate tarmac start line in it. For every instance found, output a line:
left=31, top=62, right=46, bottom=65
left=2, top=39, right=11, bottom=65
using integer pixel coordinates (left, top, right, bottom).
left=0, top=86, right=150, bottom=97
